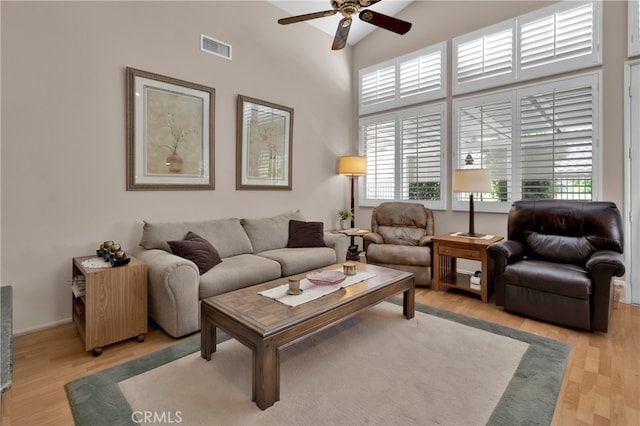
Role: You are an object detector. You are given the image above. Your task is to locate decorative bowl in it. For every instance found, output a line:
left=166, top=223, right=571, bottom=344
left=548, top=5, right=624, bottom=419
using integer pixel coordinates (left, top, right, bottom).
left=306, top=270, right=346, bottom=286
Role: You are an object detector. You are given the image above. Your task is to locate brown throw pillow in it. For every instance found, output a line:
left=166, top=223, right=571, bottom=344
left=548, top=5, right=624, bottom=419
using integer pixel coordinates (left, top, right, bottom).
left=287, top=220, right=326, bottom=248
left=168, top=231, right=222, bottom=274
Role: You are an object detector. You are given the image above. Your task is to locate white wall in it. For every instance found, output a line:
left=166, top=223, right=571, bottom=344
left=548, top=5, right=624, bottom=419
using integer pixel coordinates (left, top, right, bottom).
left=351, top=1, right=628, bottom=242
left=1, top=1, right=355, bottom=333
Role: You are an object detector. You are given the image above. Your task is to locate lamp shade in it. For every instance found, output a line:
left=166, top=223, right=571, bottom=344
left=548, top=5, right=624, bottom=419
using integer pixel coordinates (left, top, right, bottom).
left=338, top=156, right=366, bottom=176
left=453, top=169, right=492, bottom=193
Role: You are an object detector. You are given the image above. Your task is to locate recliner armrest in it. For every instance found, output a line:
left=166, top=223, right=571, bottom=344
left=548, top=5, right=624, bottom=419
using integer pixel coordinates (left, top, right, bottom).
left=419, top=235, right=433, bottom=247
left=488, top=240, right=526, bottom=307
left=487, top=240, right=526, bottom=265
left=586, top=250, right=625, bottom=277
left=587, top=250, right=625, bottom=332
left=364, top=232, right=384, bottom=245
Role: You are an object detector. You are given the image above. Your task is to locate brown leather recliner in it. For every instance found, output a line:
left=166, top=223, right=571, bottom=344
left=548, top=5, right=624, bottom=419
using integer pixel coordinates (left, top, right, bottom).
left=364, top=202, right=434, bottom=286
left=487, top=200, right=625, bottom=332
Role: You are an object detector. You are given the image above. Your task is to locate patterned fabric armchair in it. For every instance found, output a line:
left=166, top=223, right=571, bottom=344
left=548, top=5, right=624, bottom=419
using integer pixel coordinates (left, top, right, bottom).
left=364, top=202, right=434, bottom=286
left=488, top=200, right=625, bottom=332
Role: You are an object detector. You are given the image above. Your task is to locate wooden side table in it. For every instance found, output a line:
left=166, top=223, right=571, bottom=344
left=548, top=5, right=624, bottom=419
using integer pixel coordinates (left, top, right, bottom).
left=72, top=256, right=147, bottom=356
left=333, top=229, right=370, bottom=261
left=432, top=233, right=503, bottom=303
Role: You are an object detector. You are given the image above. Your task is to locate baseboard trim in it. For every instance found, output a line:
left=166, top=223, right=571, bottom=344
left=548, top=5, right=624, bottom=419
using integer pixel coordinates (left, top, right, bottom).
left=14, top=317, right=72, bottom=337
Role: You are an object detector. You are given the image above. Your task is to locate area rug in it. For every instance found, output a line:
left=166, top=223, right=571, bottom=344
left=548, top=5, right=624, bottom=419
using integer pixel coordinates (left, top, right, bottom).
left=65, top=300, right=571, bottom=426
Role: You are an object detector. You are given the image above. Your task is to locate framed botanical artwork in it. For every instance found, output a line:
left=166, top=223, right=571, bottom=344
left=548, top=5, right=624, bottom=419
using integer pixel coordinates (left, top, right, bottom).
left=126, top=67, right=215, bottom=190
left=236, top=95, right=293, bottom=190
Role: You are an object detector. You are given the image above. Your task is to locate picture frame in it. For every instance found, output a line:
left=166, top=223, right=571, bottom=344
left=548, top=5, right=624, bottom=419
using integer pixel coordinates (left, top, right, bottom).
left=126, top=67, right=215, bottom=190
left=236, top=95, right=293, bottom=190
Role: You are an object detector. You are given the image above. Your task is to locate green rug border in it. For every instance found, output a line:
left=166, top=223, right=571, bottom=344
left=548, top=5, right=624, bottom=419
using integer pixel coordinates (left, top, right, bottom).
left=65, top=299, right=571, bottom=426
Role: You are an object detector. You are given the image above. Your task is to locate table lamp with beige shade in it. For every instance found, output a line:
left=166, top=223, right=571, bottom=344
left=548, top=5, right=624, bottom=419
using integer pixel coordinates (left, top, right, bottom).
left=453, top=156, right=492, bottom=238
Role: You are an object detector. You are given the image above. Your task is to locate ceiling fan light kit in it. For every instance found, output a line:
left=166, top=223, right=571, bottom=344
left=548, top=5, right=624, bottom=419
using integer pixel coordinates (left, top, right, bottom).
left=277, top=0, right=412, bottom=50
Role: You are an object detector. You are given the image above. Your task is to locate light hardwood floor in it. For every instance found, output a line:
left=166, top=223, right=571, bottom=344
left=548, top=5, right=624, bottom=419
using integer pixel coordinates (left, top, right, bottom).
left=6, top=288, right=640, bottom=426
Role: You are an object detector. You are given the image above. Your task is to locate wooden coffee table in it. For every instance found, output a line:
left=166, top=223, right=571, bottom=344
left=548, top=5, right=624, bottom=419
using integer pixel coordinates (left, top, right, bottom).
left=200, top=263, right=414, bottom=410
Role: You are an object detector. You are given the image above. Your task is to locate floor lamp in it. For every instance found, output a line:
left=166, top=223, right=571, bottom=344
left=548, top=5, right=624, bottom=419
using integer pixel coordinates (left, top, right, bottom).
left=338, top=155, right=366, bottom=253
left=453, top=167, right=491, bottom=238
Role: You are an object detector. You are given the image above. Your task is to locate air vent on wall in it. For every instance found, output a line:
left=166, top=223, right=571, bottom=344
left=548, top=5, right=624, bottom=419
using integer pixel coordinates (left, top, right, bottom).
left=201, top=34, right=232, bottom=60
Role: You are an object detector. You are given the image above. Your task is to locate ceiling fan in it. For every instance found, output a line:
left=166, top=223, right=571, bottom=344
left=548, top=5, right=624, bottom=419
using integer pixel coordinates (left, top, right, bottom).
left=277, top=0, right=412, bottom=50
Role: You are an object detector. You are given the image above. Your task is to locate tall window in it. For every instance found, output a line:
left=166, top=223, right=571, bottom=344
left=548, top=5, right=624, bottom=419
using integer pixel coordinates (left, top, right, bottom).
left=452, top=72, right=600, bottom=212
left=361, top=103, right=446, bottom=209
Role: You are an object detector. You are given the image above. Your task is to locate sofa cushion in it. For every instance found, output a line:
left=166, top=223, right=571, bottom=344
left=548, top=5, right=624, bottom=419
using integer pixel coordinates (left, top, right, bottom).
left=526, top=232, right=595, bottom=265
left=198, top=254, right=282, bottom=299
left=258, top=247, right=337, bottom=276
left=241, top=210, right=305, bottom=253
left=287, top=220, right=326, bottom=248
left=140, top=218, right=252, bottom=258
left=168, top=231, right=222, bottom=275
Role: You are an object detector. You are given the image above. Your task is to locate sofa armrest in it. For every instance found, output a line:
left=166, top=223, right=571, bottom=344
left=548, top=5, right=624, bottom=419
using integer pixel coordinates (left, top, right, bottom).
left=323, top=232, right=349, bottom=263
left=132, top=247, right=200, bottom=338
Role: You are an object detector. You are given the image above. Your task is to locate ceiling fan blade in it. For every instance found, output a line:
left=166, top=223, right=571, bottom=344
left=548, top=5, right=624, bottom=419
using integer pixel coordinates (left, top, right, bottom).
left=332, top=17, right=352, bottom=50
left=358, top=10, right=412, bottom=35
left=358, top=0, right=382, bottom=7
left=278, top=10, right=337, bottom=25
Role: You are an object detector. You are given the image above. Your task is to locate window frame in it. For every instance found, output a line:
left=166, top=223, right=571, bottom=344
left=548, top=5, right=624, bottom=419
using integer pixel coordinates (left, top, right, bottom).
left=629, top=0, right=640, bottom=57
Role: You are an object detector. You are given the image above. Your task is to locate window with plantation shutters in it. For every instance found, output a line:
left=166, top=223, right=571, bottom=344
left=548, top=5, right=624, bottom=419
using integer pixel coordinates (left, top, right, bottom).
left=361, top=64, right=396, bottom=111
left=452, top=72, right=600, bottom=213
left=453, top=23, right=514, bottom=95
left=359, top=42, right=446, bottom=115
left=360, top=103, right=446, bottom=209
left=518, top=2, right=600, bottom=81
left=453, top=93, right=514, bottom=212
left=452, top=1, right=600, bottom=95
left=519, top=76, right=596, bottom=200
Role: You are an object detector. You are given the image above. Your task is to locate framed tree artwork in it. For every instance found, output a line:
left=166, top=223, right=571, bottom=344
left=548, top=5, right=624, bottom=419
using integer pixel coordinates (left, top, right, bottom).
left=236, top=95, right=293, bottom=190
left=126, top=67, right=215, bottom=190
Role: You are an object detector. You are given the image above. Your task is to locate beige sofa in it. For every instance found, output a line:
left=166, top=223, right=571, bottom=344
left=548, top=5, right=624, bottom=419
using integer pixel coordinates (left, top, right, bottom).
left=133, top=210, right=348, bottom=337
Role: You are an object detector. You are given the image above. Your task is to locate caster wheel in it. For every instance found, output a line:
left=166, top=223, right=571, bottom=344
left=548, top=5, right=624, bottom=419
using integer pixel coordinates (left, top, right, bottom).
left=137, top=334, right=145, bottom=343
left=92, top=347, right=103, bottom=357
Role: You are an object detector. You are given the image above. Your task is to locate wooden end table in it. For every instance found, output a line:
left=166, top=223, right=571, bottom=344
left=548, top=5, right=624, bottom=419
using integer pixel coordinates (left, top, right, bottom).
left=432, top=233, right=503, bottom=303
left=72, top=256, right=147, bottom=356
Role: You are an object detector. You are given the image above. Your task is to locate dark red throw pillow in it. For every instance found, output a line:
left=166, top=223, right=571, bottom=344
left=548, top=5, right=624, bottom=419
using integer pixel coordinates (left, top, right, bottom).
left=287, top=220, right=326, bottom=248
left=168, top=231, right=222, bottom=274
